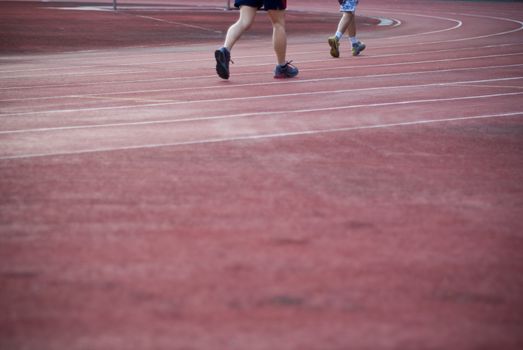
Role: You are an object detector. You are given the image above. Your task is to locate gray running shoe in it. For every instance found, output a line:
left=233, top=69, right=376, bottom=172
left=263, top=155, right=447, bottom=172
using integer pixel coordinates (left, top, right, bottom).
left=274, top=61, right=299, bottom=79
left=352, top=41, right=366, bottom=56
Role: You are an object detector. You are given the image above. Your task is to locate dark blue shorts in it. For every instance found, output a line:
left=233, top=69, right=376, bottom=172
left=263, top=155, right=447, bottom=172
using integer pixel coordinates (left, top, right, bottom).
left=234, top=0, right=287, bottom=10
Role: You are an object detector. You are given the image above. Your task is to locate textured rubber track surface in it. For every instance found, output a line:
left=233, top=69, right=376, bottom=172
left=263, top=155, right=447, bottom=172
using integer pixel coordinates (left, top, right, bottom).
left=1, top=1, right=522, bottom=349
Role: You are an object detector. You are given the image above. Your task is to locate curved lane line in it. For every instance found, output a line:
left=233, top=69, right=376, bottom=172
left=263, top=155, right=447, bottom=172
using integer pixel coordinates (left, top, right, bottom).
left=1, top=89, right=522, bottom=133
left=1, top=111, right=521, bottom=161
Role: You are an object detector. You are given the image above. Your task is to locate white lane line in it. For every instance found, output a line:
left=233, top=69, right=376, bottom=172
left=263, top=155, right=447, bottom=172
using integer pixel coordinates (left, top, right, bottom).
left=1, top=75, right=522, bottom=118
left=1, top=58, right=520, bottom=104
left=450, top=84, right=523, bottom=90
left=0, top=39, right=523, bottom=73
left=1, top=42, right=521, bottom=85
left=1, top=39, right=521, bottom=77
left=56, top=6, right=112, bottom=12
left=8, top=48, right=519, bottom=80
left=376, top=12, right=463, bottom=39
left=134, top=14, right=223, bottom=34
left=0, top=10, right=519, bottom=71
left=446, top=13, right=523, bottom=42
left=374, top=17, right=401, bottom=27
left=367, top=10, right=523, bottom=45
left=224, top=52, right=523, bottom=69
left=7, top=47, right=514, bottom=81
left=57, top=5, right=225, bottom=32
left=1, top=40, right=520, bottom=77
left=1, top=112, right=521, bottom=161
left=2, top=76, right=521, bottom=118
left=2, top=91, right=522, bottom=134
left=57, top=5, right=230, bottom=12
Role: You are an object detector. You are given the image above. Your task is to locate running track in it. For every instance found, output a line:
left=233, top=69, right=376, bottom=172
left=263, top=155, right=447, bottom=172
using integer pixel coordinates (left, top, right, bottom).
left=1, top=0, right=523, bottom=349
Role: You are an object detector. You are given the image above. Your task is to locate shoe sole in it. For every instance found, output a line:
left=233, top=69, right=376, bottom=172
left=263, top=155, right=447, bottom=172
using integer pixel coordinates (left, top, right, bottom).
left=328, top=38, right=340, bottom=58
left=214, top=49, right=229, bottom=79
left=274, top=74, right=298, bottom=79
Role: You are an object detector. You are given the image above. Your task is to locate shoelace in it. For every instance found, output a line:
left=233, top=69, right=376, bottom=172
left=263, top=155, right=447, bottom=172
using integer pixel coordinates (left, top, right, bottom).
left=282, top=60, right=295, bottom=69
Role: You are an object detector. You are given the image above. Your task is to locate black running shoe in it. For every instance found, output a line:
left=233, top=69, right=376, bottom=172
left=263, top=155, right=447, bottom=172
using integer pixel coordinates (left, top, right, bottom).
left=215, top=47, right=231, bottom=80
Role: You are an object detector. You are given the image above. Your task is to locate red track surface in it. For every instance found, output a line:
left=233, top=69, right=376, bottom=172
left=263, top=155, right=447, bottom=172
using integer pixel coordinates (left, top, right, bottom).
left=1, top=0, right=523, bottom=349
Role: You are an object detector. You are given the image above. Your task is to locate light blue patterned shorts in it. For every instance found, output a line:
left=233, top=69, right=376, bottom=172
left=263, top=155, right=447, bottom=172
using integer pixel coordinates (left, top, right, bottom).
left=340, top=0, right=358, bottom=12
